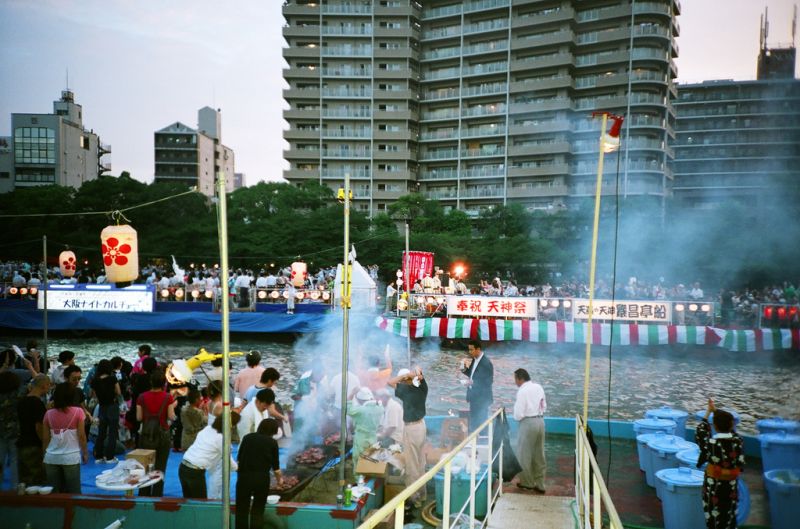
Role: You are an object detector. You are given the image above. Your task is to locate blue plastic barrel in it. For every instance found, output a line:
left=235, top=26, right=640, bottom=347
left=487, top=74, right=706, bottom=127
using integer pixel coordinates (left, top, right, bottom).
left=763, top=469, right=800, bottom=529
left=634, top=417, right=677, bottom=436
left=433, top=468, right=489, bottom=517
left=637, top=431, right=668, bottom=472
left=676, top=447, right=705, bottom=470
left=646, top=406, right=689, bottom=440
left=645, top=435, right=695, bottom=490
left=756, top=417, right=800, bottom=436
left=760, top=431, right=800, bottom=472
left=694, top=409, right=740, bottom=435
left=656, top=467, right=705, bottom=529
left=648, top=436, right=697, bottom=495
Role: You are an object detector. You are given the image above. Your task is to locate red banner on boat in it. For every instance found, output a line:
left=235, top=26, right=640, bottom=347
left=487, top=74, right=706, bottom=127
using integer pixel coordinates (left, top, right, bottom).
left=402, top=251, right=434, bottom=291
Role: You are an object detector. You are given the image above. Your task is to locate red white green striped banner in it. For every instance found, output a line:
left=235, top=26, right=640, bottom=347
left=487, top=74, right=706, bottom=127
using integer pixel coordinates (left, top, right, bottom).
left=374, top=317, right=800, bottom=352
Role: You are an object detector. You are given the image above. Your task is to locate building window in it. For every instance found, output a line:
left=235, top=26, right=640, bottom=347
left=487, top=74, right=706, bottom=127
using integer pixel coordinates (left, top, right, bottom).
left=13, top=127, right=56, bottom=164
left=0, top=172, right=10, bottom=179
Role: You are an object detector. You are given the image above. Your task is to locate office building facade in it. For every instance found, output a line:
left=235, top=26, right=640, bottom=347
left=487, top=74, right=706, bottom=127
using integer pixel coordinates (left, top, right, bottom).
left=282, top=0, right=679, bottom=216
left=0, top=90, right=111, bottom=193
left=154, top=107, right=235, bottom=196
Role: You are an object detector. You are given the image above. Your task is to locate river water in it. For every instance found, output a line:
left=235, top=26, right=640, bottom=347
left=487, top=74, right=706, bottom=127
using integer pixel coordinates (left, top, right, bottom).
left=9, top=329, right=797, bottom=435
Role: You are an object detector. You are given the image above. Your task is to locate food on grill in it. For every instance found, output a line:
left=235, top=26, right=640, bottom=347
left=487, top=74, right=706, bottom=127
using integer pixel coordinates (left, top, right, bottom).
left=323, top=432, right=340, bottom=446
left=295, top=447, right=325, bottom=464
left=270, top=474, right=300, bottom=491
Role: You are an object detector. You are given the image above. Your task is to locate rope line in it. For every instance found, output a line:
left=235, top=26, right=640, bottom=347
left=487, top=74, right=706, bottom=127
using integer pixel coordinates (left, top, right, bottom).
left=0, top=188, right=198, bottom=218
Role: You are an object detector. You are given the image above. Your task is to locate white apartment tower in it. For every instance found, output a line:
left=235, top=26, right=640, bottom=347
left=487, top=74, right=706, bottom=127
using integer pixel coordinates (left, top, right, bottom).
left=282, top=0, right=679, bottom=216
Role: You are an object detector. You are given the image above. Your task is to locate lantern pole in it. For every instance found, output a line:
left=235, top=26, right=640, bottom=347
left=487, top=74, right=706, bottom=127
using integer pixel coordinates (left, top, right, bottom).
left=338, top=172, right=351, bottom=489
left=42, top=235, right=48, bottom=359
left=216, top=173, right=232, bottom=529
left=404, top=220, right=411, bottom=368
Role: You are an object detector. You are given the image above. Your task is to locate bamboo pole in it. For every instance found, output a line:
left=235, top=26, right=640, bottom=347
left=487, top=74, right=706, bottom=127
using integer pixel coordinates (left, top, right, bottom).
left=217, top=173, right=232, bottom=529
left=338, top=173, right=351, bottom=488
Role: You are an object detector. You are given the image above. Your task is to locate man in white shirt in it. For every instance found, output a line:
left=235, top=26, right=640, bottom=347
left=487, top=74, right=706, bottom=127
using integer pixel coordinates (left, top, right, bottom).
left=689, top=282, right=704, bottom=300
left=512, top=368, right=546, bottom=493
left=237, top=388, right=275, bottom=441
left=377, top=389, right=404, bottom=446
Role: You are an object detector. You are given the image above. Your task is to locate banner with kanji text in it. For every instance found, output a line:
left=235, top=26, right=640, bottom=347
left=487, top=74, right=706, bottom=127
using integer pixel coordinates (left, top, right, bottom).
left=402, top=251, right=434, bottom=291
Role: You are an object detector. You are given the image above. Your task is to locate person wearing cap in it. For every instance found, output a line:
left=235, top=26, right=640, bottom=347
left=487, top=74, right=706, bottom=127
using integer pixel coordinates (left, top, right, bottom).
left=234, top=351, right=265, bottom=399
left=388, top=366, right=428, bottom=508
left=461, top=340, right=494, bottom=433
left=50, top=350, right=76, bottom=385
left=512, top=368, right=547, bottom=493
left=347, top=387, right=383, bottom=462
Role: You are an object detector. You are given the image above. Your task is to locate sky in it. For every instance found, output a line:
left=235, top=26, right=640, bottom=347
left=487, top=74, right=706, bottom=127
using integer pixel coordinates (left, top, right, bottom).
left=0, top=0, right=797, bottom=186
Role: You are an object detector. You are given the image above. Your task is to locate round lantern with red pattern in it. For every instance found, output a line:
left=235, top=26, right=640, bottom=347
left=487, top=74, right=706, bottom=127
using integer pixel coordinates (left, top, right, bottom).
left=290, top=261, right=307, bottom=288
left=59, top=250, right=77, bottom=278
left=100, top=224, right=139, bottom=283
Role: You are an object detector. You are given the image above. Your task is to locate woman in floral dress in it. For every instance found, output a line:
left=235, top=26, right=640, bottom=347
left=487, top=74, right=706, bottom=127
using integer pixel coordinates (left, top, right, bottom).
left=696, top=399, right=745, bottom=529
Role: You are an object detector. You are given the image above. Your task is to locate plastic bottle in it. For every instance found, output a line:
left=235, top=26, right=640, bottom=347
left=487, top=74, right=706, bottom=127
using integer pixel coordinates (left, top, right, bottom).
left=343, top=484, right=352, bottom=506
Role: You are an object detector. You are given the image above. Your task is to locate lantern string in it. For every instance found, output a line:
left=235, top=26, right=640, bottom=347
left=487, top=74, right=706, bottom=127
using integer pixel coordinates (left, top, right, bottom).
left=110, top=210, right=131, bottom=225
left=0, top=188, right=198, bottom=218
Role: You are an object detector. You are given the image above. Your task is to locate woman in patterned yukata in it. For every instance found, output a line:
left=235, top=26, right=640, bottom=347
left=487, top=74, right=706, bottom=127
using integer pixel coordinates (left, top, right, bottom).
left=695, top=398, right=745, bottom=529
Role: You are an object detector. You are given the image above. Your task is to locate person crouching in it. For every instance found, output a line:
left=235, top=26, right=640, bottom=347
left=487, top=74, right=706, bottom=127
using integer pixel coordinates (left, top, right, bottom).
left=179, top=412, right=241, bottom=499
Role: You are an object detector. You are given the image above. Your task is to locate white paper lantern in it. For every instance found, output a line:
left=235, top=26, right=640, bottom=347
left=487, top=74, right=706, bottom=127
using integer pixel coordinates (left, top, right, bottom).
left=100, top=224, right=139, bottom=283
left=290, top=261, right=307, bottom=287
left=59, top=250, right=77, bottom=278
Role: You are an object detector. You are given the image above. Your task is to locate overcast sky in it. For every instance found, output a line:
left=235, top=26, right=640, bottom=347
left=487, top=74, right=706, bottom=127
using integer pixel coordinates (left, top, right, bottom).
left=0, top=0, right=797, bottom=186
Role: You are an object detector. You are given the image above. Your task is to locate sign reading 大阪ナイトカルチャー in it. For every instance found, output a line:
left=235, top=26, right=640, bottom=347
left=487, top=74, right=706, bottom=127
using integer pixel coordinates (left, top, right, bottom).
left=446, top=295, right=537, bottom=318
left=37, top=285, right=154, bottom=312
left=572, top=299, right=670, bottom=323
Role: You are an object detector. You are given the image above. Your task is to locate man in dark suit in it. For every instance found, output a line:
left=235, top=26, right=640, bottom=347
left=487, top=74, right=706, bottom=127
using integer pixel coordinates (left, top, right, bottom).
left=460, top=340, right=494, bottom=433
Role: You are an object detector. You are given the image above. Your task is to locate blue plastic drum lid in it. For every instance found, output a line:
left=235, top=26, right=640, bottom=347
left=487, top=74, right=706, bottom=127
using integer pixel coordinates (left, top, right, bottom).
left=756, top=417, right=800, bottom=433
left=635, top=418, right=676, bottom=430
left=676, top=447, right=700, bottom=466
left=764, top=468, right=800, bottom=485
left=760, top=431, right=800, bottom=445
left=694, top=409, right=740, bottom=423
left=656, top=466, right=704, bottom=486
left=646, top=406, right=689, bottom=421
left=648, top=436, right=695, bottom=454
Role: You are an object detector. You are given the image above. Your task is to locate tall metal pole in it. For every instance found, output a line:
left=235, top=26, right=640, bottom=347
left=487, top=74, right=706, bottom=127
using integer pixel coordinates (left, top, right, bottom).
left=217, top=173, right=232, bottom=529
left=404, top=220, right=411, bottom=368
left=42, top=236, right=48, bottom=359
left=338, top=173, right=351, bottom=488
left=582, top=113, right=608, bottom=426
left=623, top=0, right=635, bottom=199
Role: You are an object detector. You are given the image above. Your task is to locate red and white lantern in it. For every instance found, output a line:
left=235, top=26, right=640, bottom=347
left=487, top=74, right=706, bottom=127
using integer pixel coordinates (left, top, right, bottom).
left=100, top=224, right=139, bottom=283
left=59, top=250, right=77, bottom=278
left=290, top=261, right=307, bottom=287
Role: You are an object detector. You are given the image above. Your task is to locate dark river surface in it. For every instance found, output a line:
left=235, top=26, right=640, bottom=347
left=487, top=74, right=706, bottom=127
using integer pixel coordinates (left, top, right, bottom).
left=8, top=328, right=798, bottom=435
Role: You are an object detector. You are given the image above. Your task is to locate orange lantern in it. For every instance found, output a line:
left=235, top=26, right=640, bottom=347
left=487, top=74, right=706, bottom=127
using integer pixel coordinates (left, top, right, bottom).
left=100, top=224, right=139, bottom=283
left=290, top=261, right=307, bottom=287
left=59, top=250, right=77, bottom=278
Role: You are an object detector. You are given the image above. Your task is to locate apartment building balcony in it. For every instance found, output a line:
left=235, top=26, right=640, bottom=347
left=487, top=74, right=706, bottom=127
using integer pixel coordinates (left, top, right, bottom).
left=510, top=52, right=573, bottom=72
left=321, top=128, right=371, bottom=139
left=423, top=190, right=459, bottom=200
left=321, top=148, right=371, bottom=159
left=461, top=104, right=507, bottom=118
left=153, top=144, right=198, bottom=151
left=421, top=26, right=462, bottom=41
left=418, top=168, right=458, bottom=181
left=421, top=67, right=460, bottom=81
left=461, top=125, right=506, bottom=139
left=631, top=47, right=670, bottom=63
left=321, top=3, right=371, bottom=15
left=283, top=46, right=320, bottom=59
left=508, top=163, right=569, bottom=178
left=419, top=109, right=460, bottom=122
left=321, top=169, right=371, bottom=179
left=463, top=19, right=509, bottom=36
left=374, top=48, right=415, bottom=60
left=373, top=149, right=414, bottom=161
left=320, top=67, right=373, bottom=78
left=463, top=40, right=509, bottom=57
left=461, top=82, right=507, bottom=98
left=420, top=149, right=459, bottom=161
left=420, top=129, right=457, bottom=141
left=373, top=129, right=416, bottom=141
left=322, top=46, right=372, bottom=57
left=509, top=141, right=570, bottom=156
left=508, top=120, right=569, bottom=136
left=632, top=1, right=672, bottom=18
left=285, top=168, right=320, bottom=181
left=460, top=186, right=505, bottom=199
left=283, top=26, right=320, bottom=39
left=510, top=98, right=571, bottom=113
left=374, top=26, right=418, bottom=39
left=374, top=169, right=416, bottom=181
left=285, top=128, right=320, bottom=141
left=374, top=68, right=417, bottom=80
left=284, top=148, right=320, bottom=160
left=511, top=29, right=573, bottom=50
left=461, top=146, right=506, bottom=158
left=284, top=108, right=320, bottom=120
left=509, top=75, right=572, bottom=93
left=507, top=184, right=569, bottom=198
left=461, top=165, right=505, bottom=179
left=464, top=0, right=510, bottom=14
left=320, top=26, right=373, bottom=37
left=283, top=86, right=321, bottom=99
left=575, top=50, right=631, bottom=68
left=373, top=189, right=407, bottom=200
left=421, top=46, right=461, bottom=62
left=462, top=61, right=508, bottom=78
left=321, top=88, right=372, bottom=98
left=373, top=109, right=416, bottom=120
left=321, top=108, right=372, bottom=119
left=513, top=6, right=575, bottom=29
left=575, top=4, right=630, bottom=23
left=375, top=3, right=419, bottom=17
left=421, top=3, right=461, bottom=20
left=374, top=88, right=416, bottom=100
left=284, top=66, right=321, bottom=80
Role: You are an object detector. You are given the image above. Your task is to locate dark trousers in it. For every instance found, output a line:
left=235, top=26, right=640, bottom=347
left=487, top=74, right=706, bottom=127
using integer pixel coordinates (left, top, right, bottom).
left=469, top=402, right=490, bottom=434
left=94, top=403, right=120, bottom=460
left=239, top=287, right=250, bottom=308
left=139, top=432, right=170, bottom=496
left=236, top=472, right=269, bottom=529
left=18, top=445, right=46, bottom=485
left=179, top=462, right=207, bottom=499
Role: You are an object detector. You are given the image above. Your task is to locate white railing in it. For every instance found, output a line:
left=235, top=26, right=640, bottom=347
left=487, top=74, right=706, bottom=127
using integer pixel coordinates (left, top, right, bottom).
left=575, top=415, right=624, bottom=529
left=358, top=408, right=505, bottom=529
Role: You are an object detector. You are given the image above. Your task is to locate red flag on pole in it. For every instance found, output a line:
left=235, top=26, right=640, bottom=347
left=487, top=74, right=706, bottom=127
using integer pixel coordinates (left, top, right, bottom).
left=402, top=251, right=434, bottom=290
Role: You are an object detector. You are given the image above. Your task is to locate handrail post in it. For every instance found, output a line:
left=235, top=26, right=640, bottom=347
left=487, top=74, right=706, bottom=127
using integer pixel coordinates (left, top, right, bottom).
left=498, top=410, right=504, bottom=496
left=470, top=435, right=477, bottom=526
left=394, top=503, right=404, bottom=529
left=443, top=461, right=452, bottom=529
left=487, top=415, right=493, bottom=525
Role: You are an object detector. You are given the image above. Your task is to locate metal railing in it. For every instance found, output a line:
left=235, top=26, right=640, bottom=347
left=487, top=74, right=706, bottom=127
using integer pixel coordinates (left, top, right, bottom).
left=575, top=415, right=623, bottom=529
left=357, top=408, right=504, bottom=529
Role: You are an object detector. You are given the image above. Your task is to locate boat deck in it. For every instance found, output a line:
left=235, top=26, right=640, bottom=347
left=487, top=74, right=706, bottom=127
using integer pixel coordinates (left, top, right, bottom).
left=488, top=493, right=574, bottom=529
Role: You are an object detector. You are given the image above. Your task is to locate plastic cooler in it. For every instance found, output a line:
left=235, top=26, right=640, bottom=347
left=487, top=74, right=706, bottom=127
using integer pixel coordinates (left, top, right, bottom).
left=648, top=436, right=697, bottom=494
left=756, top=417, right=800, bottom=436
left=434, top=468, right=490, bottom=518
left=764, top=469, right=800, bottom=529
left=760, top=431, right=800, bottom=472
left=656, top=467, right=705, bottom=529
left=645, top=406, right=689, bottom=440
left=637, top=431, right=668, bottom=472
left=694, top=409, right=740, bottom=435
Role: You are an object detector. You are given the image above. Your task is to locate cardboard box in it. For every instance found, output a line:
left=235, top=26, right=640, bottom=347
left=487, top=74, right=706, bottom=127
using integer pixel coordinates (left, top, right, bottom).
left=365, top=508, right=395, bottom=529
left=424, top=443, right=450, bottom=466
left=383, top=483, right=405, bottom=505
left=440, top=418, right=468, bottom=448
left=126, top=448, right=156, bottom=469
left=355, top=457, right=388, bottom=477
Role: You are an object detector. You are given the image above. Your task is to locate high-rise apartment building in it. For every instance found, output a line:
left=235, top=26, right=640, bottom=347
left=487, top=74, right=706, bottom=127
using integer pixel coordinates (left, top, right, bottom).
left=282, top=0, right=679, bottom=216
left=154, top=107, right=235, bottom=196
left=0, top=89, right=111, bottom=193
left=672, top=13, right=799, bottom=211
